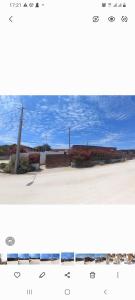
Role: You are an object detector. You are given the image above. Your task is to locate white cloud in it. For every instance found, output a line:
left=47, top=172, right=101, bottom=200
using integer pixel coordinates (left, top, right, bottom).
left=97, top=133, right=122, bottom=145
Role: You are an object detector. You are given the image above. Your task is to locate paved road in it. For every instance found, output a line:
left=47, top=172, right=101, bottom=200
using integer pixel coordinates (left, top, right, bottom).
left=0, top=160, right=135, bottom=204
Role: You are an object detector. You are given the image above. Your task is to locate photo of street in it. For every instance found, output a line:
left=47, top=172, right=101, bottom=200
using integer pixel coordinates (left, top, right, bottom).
left=0, top=95, right=135, bottom=204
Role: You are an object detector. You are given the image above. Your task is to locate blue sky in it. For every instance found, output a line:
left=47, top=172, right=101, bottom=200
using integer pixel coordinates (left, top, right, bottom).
left=61, top=252, right=74, bottom=260
left=7, top=254, right=18, bottom=259
left=29, top=254, right=40, bottom=259
left=40, top=254, right=60, bottom=260
left=0, top=95, right=135, bottom=149
left=18, top=254, right=29, bottom=259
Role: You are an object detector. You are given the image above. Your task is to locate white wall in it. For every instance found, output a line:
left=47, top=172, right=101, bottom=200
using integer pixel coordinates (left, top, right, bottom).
left=40, top=152, right=46, bottom=165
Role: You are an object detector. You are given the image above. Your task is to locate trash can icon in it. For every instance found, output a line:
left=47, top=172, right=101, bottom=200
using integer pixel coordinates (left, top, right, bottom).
left=90, top=272, right=96, bottom=279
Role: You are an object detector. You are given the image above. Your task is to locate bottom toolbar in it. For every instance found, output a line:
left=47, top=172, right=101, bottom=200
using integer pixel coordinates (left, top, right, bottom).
left=0, top=265, right=135, bottom=299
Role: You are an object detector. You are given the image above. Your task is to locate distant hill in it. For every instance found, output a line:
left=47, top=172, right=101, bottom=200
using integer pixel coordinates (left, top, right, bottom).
left=34, top=144, right=51, bottom=151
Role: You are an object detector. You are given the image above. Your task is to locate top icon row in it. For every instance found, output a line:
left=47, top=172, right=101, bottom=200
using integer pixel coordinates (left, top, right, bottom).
left=93, top=16, right=128, bottom=22
left=102, top=2, right=126, bottom=7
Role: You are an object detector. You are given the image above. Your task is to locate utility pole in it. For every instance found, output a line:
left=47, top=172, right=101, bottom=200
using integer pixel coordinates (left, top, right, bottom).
left=45, top=135, right=47, bottom=152
left=68, top=127, right=71, bottom=149
left=44, top=135, right=48, bottom=167
left=14, top=106, right=24, bottom=174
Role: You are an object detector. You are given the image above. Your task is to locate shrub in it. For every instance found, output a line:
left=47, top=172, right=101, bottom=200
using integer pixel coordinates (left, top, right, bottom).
left=17, top=158, right=35, bottom=174
left=0, top=163, right=7, bottom=170
left=4, top=157, right=36, bottom=174
left=3, top=160, right=14, bottom=173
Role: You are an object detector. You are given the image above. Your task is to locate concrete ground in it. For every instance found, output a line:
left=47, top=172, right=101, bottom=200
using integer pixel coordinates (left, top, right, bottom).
left=0, top=160, right=135, bottom=204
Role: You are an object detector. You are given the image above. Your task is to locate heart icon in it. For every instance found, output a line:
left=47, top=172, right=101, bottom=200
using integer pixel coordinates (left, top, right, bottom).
left=14, top=272, right=21, bottom=278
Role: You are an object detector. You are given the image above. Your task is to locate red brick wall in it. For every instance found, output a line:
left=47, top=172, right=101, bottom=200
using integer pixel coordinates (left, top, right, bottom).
left=46, top=154, right=70, bottom=168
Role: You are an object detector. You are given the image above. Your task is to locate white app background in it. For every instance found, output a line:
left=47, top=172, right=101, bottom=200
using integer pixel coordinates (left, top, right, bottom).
left=0, top=0, right=135, bottom=95
left=0, top=1, right=135, bottom=299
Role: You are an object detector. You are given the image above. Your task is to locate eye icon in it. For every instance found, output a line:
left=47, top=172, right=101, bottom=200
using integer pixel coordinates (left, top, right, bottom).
left=93, top=16, right=99, bottom=22
left=108, top=16, right=115, bottom=22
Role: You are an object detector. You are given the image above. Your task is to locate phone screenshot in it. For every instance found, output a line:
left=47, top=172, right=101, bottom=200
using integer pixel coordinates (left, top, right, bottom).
left=0, top=0, right=135, bottom=299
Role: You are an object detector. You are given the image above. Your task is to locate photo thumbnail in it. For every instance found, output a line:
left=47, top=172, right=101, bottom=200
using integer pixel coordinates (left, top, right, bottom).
left=0, top=254, right=7, bottom=265
left=75, top=254, right=107, bottom=264
left=1, top=96, right=135, bottom=204
left=61, top=253, right=75, bottom=265
left=40, top=254, right=60, bottom=264
left=29, top=254, right=40, bottom=264
left=18, top=254, right=30, bottom=264
left=75, top=253, right=135, bottom=265
left=7, top=254, right=18, bottom=264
